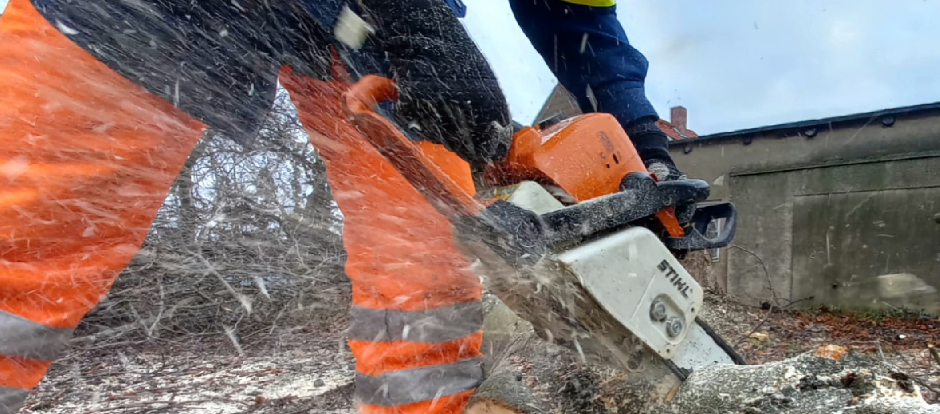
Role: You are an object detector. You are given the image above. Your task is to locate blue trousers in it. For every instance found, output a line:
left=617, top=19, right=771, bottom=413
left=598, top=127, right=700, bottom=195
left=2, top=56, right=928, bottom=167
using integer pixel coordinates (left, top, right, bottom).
left=508, top=0, right=669, bottom=162
left=509, top=0, right=657, bottom=126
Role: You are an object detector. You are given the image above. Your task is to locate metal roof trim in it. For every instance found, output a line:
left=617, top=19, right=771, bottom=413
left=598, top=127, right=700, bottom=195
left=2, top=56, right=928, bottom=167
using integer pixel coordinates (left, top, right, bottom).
left=669, top=101, right=940, bottom=146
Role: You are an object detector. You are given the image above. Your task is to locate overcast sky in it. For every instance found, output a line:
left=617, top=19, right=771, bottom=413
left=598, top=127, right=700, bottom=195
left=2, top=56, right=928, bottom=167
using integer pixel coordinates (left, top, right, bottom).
left=4, top=0, right=939, bottom=135
left=464, top=0, right=940, bottom=134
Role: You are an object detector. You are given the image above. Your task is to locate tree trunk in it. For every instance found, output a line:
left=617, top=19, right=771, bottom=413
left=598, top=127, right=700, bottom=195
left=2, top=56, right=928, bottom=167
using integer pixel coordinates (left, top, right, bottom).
left=467, top=297, right=548, bottom=414
left=659, top=345, right=940, bottom=414
left=475, top=295, right=939, bottom=414
left=466, top=368, right=547, bottom=414
left=471, top=295, right=679, bottom=414
left=455, top=235, right=684, bottom=413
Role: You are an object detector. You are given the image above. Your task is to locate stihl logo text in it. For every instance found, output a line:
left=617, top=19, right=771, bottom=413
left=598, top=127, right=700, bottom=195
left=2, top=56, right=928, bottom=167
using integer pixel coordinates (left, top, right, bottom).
left=658, top=260, right=692, bottom=299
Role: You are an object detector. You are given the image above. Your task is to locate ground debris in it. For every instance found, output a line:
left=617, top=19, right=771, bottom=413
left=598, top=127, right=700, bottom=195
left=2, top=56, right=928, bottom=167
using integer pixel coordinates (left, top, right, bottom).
left=698, top=294, right=940, bottom=403
left=23, top=332, right=355, bottom=414
left=23, top=291, right=939, bottom=412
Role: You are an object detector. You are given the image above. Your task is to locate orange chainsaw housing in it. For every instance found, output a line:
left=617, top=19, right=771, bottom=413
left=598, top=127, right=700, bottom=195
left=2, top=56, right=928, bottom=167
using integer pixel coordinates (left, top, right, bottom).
left=493, top=114, right=646, bottom=202
left=490, top=115, right=685, bottom=237
left=342, top=75, right=684, bottom=237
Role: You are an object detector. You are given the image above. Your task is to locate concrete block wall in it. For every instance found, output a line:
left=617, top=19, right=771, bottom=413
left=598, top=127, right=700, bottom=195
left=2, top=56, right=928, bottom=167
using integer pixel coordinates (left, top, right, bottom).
left=670, top=109, right=940, bottom=312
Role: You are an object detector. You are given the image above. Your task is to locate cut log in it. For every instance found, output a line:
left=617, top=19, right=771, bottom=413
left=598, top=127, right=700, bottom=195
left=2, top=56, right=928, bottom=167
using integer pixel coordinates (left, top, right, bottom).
left=456, top=234, right=684, bottom=412
left=470, top=295, right=680, bottom=414
left=465, top=370, right=546, bottom=414
left=459, top=237, right=939, bottom=413
left=659, top=345, right=940, bottom=414
left=467, top=296, right=548, bottom=414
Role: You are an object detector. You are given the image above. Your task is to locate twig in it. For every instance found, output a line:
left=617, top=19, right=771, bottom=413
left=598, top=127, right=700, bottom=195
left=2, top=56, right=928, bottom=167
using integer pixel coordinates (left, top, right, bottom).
left=781, top=295, right=815, bottom=308
left=192, top=252, right=254, bottom=315
left=732, top=296, right=813, bottom=350
left=929, top=344, right=940, bottom=367
left=734, top=303, right=776, bottom=350
left=70, top=340, right=150, bottom=354
left=69, top=324, right=144, bottom=345
left=147, top=282, right=166, bottom=337
left=883, top=341, right=940, bottom=400
left=730, top=245, right=780, bottom=307
left=911, top=376, right=940, bottom=400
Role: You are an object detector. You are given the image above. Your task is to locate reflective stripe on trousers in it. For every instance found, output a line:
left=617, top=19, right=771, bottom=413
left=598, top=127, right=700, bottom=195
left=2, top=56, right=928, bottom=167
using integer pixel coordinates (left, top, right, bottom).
left=280, top=70, right=485, bottom=414
left=0, top=388, right=29, bottom=414
left=356, top=358, right=483, bottom=407
left=0, top=311, right=72, bottom=362
left=348, top=302, right=483, bottom=343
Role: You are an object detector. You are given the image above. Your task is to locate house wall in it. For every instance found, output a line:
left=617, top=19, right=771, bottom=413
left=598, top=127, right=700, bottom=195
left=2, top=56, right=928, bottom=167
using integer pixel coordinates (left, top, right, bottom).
left=535, top=84, right=581, bottom=123
left=669, top=113, right=940, bottom=312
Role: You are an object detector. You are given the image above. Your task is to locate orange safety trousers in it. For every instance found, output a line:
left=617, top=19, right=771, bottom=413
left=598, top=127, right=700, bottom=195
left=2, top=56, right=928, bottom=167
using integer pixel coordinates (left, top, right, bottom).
left=0, top=1, right=483, bottom=413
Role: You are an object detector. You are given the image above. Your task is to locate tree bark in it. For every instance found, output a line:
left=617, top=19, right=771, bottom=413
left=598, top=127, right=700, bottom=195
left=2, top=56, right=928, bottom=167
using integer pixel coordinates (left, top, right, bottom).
left=466, top=369, right=546, bottom=414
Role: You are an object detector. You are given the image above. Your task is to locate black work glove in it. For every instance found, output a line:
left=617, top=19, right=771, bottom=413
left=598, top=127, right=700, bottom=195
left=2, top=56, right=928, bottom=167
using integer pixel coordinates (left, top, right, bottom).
left=357, top=0, right=514, bottom=170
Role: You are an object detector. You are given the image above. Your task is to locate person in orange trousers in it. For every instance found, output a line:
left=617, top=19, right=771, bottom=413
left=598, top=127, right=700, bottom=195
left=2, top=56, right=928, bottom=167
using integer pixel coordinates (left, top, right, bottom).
left=0, top=0, right=514, bottom=413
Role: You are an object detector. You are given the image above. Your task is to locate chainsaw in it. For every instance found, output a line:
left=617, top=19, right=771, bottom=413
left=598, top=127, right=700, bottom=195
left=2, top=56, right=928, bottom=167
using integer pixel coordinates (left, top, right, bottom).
left=342, top=74, right=746, bottom=402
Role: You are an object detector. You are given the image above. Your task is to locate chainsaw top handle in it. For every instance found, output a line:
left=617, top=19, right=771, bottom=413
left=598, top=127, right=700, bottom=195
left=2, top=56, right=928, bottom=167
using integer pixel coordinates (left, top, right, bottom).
left=344, top=74, right=399, bottom=113
left=343, top=75, right=483, bottom=219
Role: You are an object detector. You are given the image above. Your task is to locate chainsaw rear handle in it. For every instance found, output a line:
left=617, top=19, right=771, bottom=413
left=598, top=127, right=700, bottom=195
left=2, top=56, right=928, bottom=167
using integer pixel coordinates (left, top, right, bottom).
left=664, top=202, right=737, bottom=252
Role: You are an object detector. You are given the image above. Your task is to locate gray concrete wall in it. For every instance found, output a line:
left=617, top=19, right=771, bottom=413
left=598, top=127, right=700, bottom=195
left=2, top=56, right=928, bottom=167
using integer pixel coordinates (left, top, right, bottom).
left=669, top=113, right=940, bottom=312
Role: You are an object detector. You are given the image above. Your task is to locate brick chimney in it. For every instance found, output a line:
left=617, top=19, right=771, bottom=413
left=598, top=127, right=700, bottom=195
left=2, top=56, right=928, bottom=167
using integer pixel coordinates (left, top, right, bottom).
left=655, top=106, right=698, bottom=140
left=670, top=106, right=688, bottom=132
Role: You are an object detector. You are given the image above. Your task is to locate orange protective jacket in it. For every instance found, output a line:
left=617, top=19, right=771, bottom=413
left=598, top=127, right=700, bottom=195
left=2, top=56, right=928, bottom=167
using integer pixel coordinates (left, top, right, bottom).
left=0, top=1, right=482, bottom=413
